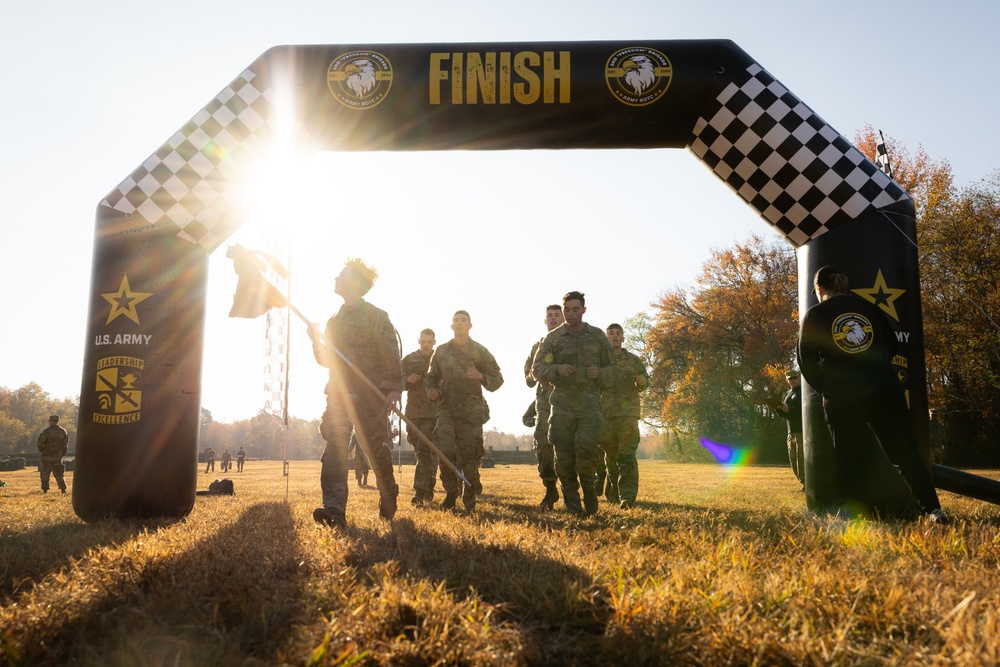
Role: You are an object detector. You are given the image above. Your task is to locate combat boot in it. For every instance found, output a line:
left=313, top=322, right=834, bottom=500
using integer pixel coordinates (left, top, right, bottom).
left=441, top=491, right=459, bottom=510
left=563, top=489, right=585, bottom=517
left=313, top=507, right=347, bottom=530
left=605, top=481, right=620, bottom=505
left=539, top=482, right=559, bottom=511
left=378, top=485, right=399, bottom=521
left=581, top=478, right=600, bottom=516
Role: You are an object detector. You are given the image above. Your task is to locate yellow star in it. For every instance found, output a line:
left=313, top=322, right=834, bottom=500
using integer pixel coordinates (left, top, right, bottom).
left=102, top=275, right=153, bottom=325
left=852, top=269, right=906, bottom=322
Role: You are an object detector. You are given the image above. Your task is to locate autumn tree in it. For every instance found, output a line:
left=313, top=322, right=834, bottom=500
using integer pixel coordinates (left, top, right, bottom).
left=0, top=383, right=78, bottom=453
left=919, top=173, right=1000, bottom=465
left=646, top=234, right=798, bottom=460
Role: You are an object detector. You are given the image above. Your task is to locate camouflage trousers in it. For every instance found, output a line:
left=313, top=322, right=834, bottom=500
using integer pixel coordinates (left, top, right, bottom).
left=406, top=416, right=439, bottom=496
left=39, top=457, right=66, bottom=492
left=786, top=431, right=804, bottom=485
left=600, top=416, right=641, bottom=504
left=434, top=412, right=483, bottom=508
left=320, top=391, right=398, bottom=515
left=548, top=392, right=604, bottom=499
left=534, top=404, right=557, bottom=485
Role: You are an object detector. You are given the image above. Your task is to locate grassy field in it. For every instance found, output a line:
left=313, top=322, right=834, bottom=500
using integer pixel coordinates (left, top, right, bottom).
left=2, top=461, right=999, bottom=666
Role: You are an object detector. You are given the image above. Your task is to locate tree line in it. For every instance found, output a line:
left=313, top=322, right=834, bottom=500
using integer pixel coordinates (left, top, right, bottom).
left=0, top=383, right=78, bottom=456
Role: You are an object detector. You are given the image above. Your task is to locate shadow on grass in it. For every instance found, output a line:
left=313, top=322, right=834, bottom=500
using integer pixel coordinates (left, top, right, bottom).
left=7, top=501, right=304, bottom=666
left=342, top=516, right=609, bottom=663
left=0, top=518, right=158, bottom=598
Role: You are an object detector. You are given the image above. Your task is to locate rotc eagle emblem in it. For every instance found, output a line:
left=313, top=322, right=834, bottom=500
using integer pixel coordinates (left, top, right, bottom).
left=832, top=313, right=874, bottom=354
left=327, top=51, right=394, bottom=110
left=605, top=46, right=673, bottom=106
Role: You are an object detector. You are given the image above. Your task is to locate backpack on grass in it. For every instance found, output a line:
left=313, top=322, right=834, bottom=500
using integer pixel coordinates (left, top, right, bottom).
left=196, top=478, right=235, bottom=496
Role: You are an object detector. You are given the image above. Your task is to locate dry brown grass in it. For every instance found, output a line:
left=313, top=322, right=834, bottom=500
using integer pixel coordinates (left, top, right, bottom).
left=1, top=461, right=999, bottom=666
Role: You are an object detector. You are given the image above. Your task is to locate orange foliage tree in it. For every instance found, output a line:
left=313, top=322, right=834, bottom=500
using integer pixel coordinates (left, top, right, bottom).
left=646, top=234, right=797, bottom=459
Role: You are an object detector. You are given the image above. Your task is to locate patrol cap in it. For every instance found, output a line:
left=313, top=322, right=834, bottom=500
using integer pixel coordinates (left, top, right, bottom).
left=784, top=370, right=799, bottom=379
left=813, top=265, right=844, bottom=289
left=49, top=415, right=59, bottom=422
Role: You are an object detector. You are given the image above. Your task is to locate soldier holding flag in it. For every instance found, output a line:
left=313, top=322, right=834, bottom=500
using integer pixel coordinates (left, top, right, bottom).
left=308, top=258, right=403, bottom=530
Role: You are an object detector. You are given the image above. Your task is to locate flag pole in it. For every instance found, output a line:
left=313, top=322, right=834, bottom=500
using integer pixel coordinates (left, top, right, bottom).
left=283, top=253, right=291, bottom=499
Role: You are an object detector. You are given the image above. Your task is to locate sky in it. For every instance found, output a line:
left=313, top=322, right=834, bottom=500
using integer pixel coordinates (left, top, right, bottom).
left=2, top=1, right=998, bottom=436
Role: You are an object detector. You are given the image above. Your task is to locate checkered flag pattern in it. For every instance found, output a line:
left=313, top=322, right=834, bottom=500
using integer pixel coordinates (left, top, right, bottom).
left=690, top=63, right=909, bottom=247
left=99, top=69, right=276, bottom=252
left=875, top=130, right=894, bottom=179
left=264, top=306, right=288, bottom=419
left=263, top=237, right=289, bottom=420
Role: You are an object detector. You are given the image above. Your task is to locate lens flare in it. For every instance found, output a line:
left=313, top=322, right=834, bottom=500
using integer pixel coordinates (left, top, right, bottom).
left=700, top=438, right=756, bottom=467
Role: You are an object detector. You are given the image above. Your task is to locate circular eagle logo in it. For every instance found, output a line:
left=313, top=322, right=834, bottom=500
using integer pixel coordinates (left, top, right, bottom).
left=327, top=51, right=393, bottom=110
left=605, top=47, right=673, bottom=106
left=832, top=313, right=874, bottom=354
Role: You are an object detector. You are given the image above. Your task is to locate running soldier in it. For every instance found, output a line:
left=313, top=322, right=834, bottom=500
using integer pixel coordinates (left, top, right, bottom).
left=402, top=328, right=439, bottom=505
left=600, top=323, right=649, bottom=509
left=426, top=310, right=504, bottom=513
left=524, top=304, right=564, bottom=509
left=532, top=291, right=615, bottom=516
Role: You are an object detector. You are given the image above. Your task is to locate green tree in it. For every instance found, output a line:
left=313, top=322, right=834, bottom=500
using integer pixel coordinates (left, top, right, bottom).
left=646, top=234, right=797, bottom=460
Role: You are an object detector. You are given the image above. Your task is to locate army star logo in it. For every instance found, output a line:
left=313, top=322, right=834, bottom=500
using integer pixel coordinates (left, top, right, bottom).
left=102, top=275, right=153, bottom=325
left=852, top=270, right=906, bottom=322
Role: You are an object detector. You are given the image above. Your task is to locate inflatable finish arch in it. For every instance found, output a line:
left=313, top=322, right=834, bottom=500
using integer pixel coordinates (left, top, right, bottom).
left=76, top=40, right=919, bottom=519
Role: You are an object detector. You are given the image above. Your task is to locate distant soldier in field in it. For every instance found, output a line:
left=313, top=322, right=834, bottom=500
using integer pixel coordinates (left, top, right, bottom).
left=37, top=415, right=68, bottom=494
left=532, top=291, right=615, bottom=516
left=309, top=258, right=403, bottom=530
left=524, top=303, right=564, bottom=510
left=349, top=431, right=371, bottom=487
left=236, top=446, right=247, bottom=472
left=204, top=447, right=216, bottom=473
left=426, top=310, right=504, bottom=513
left=402, top=328, right=439, bottom=505
left=600, top=323, right=650, bottom=509
left=776, top=369, right=804, bottom=486
left=221, top=448, right=232, bottom=473
left=928, top=410, right=947, bottom=465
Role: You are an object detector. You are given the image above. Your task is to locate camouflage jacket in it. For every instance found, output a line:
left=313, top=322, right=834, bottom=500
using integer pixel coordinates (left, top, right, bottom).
left=401, top=349, right=437, bottom=419
left=524, top=338, right=553, bottom=414
left=532, top=323, right=615, bottom=411
left=37, top=425, right=68, bottom=459
left=323, top=300, right=403, bottom=395
left=601, top=348, right=649, bottom=418
left=426, top=338, right=503, bottom=423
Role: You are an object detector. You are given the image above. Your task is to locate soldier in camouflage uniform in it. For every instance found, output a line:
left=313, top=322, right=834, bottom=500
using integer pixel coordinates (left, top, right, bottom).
left=600, top=323, right=649, bottom=509
left=426, top=310, right=504, bottom=513
left=532, top=292, right=615, bottom=516
left=403, top=328, right=439, bottom=504
left=524, top=304, right=564, bottom=510
left=308, top=258, right=403, bottom=530
left=37, top=415, right=68, bottom=494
